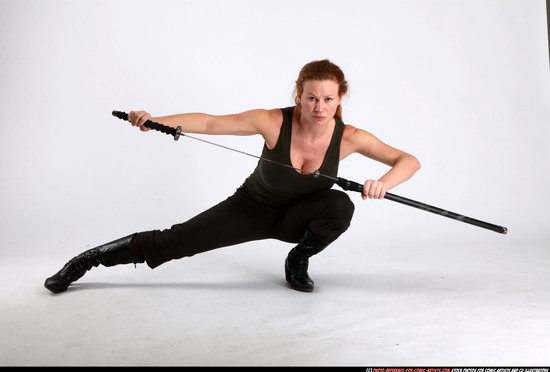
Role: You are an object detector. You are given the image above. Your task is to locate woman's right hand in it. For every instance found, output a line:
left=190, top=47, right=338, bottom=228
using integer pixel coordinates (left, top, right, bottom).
left=128, top=110, right=151, bottom=132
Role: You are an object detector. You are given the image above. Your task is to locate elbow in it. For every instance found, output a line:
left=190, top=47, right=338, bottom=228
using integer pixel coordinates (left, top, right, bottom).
left=413, top=156, right=421, bottom=172
left=405, top=154, right=421, bottom=175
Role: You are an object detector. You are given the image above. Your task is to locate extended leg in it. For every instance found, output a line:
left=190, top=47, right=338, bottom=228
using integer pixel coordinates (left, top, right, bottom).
left=132, top=187, right=280, bottom=269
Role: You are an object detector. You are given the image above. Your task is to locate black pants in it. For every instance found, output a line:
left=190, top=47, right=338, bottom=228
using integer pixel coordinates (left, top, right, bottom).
left=135, top=187, right=355, bottom=268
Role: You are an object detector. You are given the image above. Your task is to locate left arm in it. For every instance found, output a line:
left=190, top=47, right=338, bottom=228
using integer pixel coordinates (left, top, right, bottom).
left=340, top=125, right=421, bottom=200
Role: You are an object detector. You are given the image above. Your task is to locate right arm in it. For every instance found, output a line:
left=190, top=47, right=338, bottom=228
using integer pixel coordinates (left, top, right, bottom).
left=128, top=109, right=283, bottom=148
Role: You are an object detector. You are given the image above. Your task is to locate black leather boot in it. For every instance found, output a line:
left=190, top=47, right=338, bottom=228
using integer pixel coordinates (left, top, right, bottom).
left=284, top=230, right=330, bottom=292
left=44, top=234, right=143, bottom=293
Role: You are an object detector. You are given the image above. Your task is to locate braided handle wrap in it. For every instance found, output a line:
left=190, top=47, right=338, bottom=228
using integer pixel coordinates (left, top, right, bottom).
left=112, top=110, right=181, bottom=141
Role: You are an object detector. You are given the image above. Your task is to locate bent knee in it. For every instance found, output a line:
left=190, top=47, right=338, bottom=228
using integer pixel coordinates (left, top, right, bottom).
left=326, top=189, right=355, bottom=219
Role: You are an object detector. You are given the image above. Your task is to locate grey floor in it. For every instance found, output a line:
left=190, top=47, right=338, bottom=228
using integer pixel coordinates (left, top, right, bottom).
left=1, top=234, right=549, bottom=366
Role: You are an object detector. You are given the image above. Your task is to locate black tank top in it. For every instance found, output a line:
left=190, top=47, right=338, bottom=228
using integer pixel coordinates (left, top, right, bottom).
left=242, top=106, right=345, bottom=207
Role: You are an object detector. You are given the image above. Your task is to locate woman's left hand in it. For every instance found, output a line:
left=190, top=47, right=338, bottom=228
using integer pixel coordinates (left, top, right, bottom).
left=362, top=179, right=387, bottom=200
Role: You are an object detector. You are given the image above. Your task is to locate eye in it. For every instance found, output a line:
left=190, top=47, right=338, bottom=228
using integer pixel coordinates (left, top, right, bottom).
left=307, top=97, right=317, bottom=102
left=325, top=97, right=333, bottom=103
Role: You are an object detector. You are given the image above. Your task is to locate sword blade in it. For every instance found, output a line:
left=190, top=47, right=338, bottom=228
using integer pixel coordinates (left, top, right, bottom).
left=181, top=132, right=316, bottom=176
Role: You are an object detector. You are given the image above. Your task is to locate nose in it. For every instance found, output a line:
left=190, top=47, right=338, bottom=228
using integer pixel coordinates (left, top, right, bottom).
left=314, top=100, right=322, bottom=111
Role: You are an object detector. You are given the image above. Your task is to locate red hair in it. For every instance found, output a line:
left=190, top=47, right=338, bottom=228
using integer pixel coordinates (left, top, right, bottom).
left=294, top=59, right=348, bottom=121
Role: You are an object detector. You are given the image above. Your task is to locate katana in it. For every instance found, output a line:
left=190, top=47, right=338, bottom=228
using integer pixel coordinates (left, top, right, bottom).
left=112, top=110, right=508, bottom=235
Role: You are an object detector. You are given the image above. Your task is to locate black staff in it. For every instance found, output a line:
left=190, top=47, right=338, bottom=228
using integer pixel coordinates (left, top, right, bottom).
left=112, top=110, right=508, bottom=235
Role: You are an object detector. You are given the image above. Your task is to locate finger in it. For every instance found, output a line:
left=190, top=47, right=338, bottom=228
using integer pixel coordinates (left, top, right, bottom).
left=363, top=180, right=374, bottom=199
left=130, top=111, right=143, bottom=127
left=373, top=182, right=383, bottom=199
left=368, top=181, right=377, bottom=199
left=375, top=182, right=387, bottom=199
left=362, top=181, right=370, bottom=199
left=137, top=112, right=150, bottom=128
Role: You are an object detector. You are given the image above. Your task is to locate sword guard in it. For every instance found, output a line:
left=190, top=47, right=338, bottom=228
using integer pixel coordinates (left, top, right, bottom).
left=174, top=126, right=182, bottom=141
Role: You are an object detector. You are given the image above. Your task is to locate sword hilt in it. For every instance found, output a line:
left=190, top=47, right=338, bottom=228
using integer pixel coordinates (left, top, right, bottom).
left=112, top=110, right=182, bottom=141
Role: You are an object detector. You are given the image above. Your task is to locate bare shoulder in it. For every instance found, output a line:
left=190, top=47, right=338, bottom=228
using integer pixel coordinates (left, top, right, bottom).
left=240, top=108, right=283, bottom=148
left=265, top=108, right=284, bottom=125
left=342, top=124, right=379, bottom=144
left=237, top=108, right=282, bottom=126
left=342, top=124, right=359, bottom=139
left=340, top=124, right=379, bottom=158
left=264, top=108, right=284, bottom=148
left=341, top=124, right=362, bottom=148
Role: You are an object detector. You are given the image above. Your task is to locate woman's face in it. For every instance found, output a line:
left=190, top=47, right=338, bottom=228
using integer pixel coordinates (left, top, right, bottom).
left=298, top=79, right=342, bottom=124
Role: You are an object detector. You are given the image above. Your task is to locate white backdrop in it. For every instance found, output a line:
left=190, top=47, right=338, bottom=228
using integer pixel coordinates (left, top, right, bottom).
left=1, top=0, right=549, bottom=258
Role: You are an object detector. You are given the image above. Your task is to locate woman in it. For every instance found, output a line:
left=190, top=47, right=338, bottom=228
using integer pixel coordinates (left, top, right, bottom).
left=44, top=59, right=420, bottom=293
